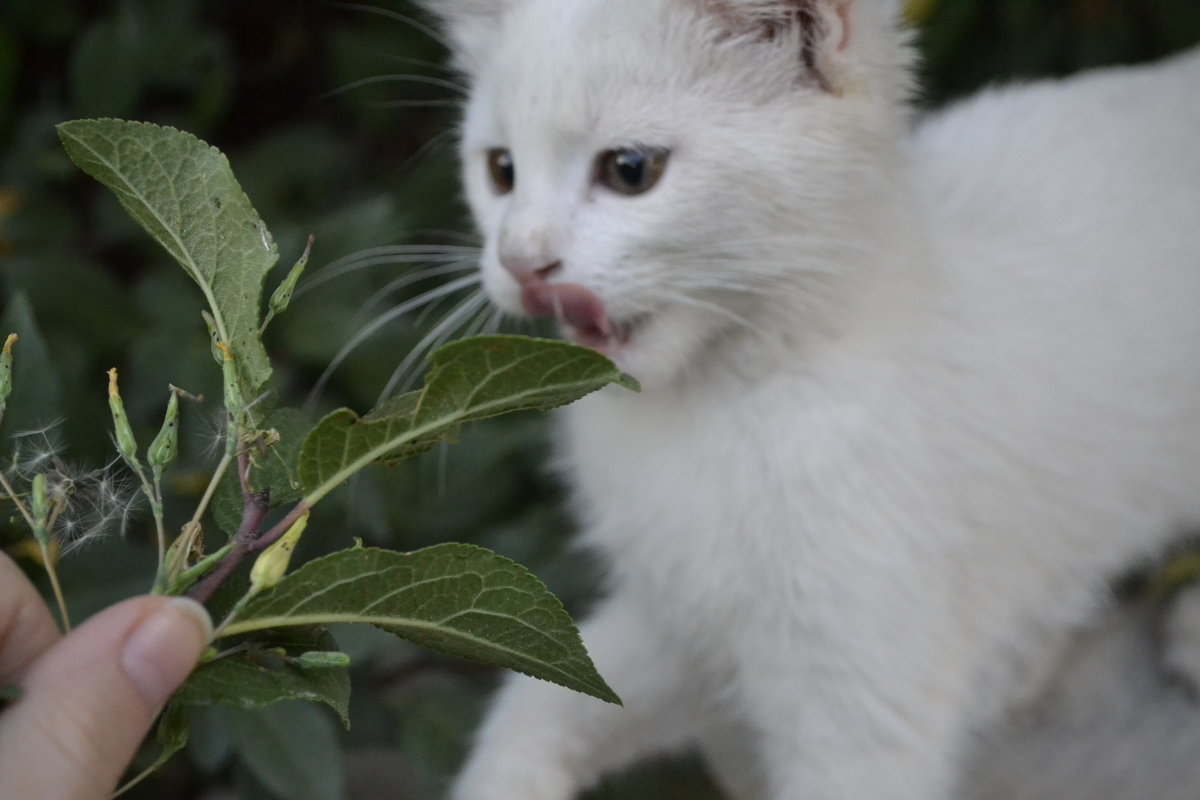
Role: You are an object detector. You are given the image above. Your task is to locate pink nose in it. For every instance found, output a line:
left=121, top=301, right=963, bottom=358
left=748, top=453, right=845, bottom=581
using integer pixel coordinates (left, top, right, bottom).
left=500, top=254, right=563, bottom=284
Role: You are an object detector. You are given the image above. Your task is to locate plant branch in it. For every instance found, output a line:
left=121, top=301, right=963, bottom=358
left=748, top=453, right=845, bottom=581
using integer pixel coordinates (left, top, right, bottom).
left=37, top=542, right=71, bottom=634
left=0, top=470, right=36, bottom=530
left=2, top=471, right=72, bottom=632
left=248, top=502, right=310, bottom=554
left=237, top=447, right=252, bottom=501
left=186, top=487, right=271, bottom=606
left=190, top=450, right=234, bottom=528
left=150, top=476, right=167, bottom=576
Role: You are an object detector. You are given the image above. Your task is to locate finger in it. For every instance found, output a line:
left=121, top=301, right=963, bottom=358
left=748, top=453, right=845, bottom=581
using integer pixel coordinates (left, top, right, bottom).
left=0, top=595, right=211, bottom=800
left=0, top=553, right=61, bottom=683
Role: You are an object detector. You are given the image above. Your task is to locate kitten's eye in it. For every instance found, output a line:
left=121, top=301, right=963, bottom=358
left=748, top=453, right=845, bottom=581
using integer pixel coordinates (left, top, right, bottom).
left=598, top=147, right=670, bottom=196
left=487, top=148, right=515, bottom=195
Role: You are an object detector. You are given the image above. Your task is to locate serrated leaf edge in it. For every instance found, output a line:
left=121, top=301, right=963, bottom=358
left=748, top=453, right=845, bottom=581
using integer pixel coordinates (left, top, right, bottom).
left=57, top=119, right=241, bottom=350
left=301, top=337, right=623, bottom=506
left=218, top=545, right=620, bottom=705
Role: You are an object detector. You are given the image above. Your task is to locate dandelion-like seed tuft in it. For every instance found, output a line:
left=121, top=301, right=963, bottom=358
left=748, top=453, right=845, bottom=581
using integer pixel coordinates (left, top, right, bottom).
left=43, top=458, right=142, bottom=555
left=8, top=420, right=67, bottom=479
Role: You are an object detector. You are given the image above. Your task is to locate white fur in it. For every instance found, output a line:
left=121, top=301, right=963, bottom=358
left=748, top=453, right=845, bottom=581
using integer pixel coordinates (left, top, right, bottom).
left=419, top=0, right=1200, bottom=797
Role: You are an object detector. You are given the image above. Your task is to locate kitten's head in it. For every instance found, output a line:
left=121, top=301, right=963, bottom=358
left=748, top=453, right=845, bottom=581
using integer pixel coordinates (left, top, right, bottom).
left=423, top=0, right=913, bottom=385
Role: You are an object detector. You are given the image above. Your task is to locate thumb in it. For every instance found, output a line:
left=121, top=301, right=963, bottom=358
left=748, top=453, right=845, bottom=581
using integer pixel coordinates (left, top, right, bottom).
left=0, top=595, right=211, bottom=800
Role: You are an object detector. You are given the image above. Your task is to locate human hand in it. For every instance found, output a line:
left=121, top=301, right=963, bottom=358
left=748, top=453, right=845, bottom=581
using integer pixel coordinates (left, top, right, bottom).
left=0, top=553, right=211, bottom=799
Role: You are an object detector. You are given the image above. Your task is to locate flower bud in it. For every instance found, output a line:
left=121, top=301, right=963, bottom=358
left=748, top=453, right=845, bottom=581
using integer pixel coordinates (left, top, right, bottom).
left=148, top=389, right=180, bottom=477
left=0, top=334, right=16, bottom=421
left=107, top=369, right=141, bottom=469
left=248, top=511, right=310, bottom=596
left=262, top=235, right=313, bottom=332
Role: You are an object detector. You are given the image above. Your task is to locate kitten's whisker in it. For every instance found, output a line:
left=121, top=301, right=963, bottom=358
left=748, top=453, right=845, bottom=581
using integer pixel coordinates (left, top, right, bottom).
left=332, top=2, right=454, bottom=52
left=306, top=273, right=481, bottom=407
left=318, top=73, right=469, bottom=102
left=463, top=302, right=495, bottom=338
left=377, top=53, right=461, bottom=78
left=645, top=290, right=768, bottom=342
left=482, top=306, right=506, bottom=336
left=413, top=230, right=482, bottom=246
left=298, top=247, right=479, bottom=297
left=378, top=289, right=492, bottom=400
left=404, top=128, right=460, bottom=172
left=410, top=284, right=457, bottom=331
left=665, top=276, right=783, bottom=298
left=658, top=253, right=830, bottom=278
left=360, top=260, right=481, bottom=315
left=467, top=299, right=509, bottom=339
left=375, top=99, right=465, bottom=110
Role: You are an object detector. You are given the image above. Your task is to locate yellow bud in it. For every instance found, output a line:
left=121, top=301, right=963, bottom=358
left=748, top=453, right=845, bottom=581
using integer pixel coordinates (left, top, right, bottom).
left=248, top=512, right=310, bottom=596
left=0, top=333, right=16, bottom=420
left=106, top=369, right=141, bottom=469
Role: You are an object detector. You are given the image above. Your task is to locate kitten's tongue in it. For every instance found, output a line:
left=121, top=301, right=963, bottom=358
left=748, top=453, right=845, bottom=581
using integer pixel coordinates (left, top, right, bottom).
left=521, top=283, right=612, bottom=349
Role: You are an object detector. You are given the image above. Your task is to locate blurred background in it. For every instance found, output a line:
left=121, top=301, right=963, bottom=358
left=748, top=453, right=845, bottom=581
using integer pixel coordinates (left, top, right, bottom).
left=1, top=1, right=1198, bottom=798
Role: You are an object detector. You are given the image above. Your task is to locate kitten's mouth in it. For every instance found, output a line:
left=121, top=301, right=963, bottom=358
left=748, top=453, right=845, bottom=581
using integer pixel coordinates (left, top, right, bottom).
left=521, top=283, right=645, bottom=356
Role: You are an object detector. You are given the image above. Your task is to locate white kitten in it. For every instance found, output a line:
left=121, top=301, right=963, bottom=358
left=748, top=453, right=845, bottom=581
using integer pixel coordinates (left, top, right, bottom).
left=417, top=1, right=1200, bottom=797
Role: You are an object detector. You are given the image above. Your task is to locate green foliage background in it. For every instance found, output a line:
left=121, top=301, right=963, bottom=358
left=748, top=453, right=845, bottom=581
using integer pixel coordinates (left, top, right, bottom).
left=1, top=1, right=1198, bottom=798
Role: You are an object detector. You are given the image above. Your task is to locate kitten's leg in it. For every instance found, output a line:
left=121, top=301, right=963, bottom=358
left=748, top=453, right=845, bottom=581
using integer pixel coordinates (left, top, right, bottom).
left=451, top=593, right=703, bottom=800
left=695, top=716, right=769, bottom=800
left=734, top=587, right=970, bottom=800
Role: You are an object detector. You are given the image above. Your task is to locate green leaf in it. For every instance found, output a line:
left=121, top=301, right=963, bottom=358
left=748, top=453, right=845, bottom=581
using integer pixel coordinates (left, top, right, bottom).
left=56, top=119, right=276, bottom=402
left=414, top=334, right=638, bottom=426
left=173, top=627, right=351, bottom=728
left=219, top=544, right=621, bottom=705
left=298, top=335, right=637, bottom=504
left=226, top=701, right=343, bottom=800
left=156, top=701, right=190, bottom=754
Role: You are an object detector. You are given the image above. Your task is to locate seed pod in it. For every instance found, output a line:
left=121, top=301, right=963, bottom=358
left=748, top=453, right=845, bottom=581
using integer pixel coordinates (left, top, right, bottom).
left=107, top=369, right=141, bottom=469
left=147, top=389, right=180, bottom=477
left=296, top=651, right=352, bottom=671
left=262, top=235, right=313, bottom=333
left=0, top=334, right=16, bottom=421
left=30, top=472, right=50, bottom=548
left=248, top=511, right=310, bottom=597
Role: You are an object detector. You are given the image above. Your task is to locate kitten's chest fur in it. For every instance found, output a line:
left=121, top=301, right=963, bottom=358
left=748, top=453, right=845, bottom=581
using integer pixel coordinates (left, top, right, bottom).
left=563, top=354, right=945, bottom=616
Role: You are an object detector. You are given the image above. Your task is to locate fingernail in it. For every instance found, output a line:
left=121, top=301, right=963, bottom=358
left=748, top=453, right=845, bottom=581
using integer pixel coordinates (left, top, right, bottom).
left=121, top=598, right=212, bottom=709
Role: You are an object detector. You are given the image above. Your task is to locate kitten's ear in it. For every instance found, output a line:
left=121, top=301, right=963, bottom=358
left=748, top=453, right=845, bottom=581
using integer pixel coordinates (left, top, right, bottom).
left=416, top=0, right=516, bottom=73
left=700, top=0, right=904, bottom=93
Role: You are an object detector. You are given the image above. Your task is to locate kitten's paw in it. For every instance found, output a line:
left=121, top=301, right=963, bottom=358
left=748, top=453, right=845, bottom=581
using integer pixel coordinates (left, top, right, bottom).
left=449, top=753, right=575, bottom=800
left=1161, top=584, right=1200, bottom=700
